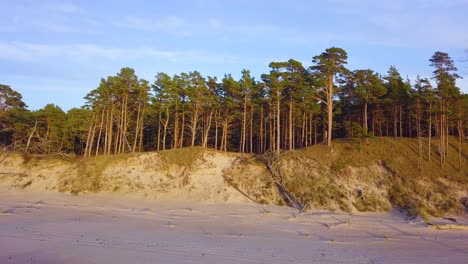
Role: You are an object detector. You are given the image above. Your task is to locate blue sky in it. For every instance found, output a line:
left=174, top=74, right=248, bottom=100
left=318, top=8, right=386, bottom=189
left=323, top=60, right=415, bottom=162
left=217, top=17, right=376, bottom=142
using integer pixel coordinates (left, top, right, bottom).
left=1, top=0, right=467, bottom=111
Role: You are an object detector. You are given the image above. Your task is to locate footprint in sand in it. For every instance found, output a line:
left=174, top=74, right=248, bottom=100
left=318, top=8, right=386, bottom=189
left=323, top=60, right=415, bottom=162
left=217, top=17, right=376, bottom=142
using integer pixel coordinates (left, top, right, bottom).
left=297, top=231, right=311, bottom=238
left=225, top=232, right=244, bottom=238
left=382, top=234, right=392, bottom=240
left=137, top=208, right=153, bottom=213
left=228, top=213, right=243, bottom=218
left=167, top=221, right=178, bottom=228
left=259, top=209, right=273, bottom=216
left=6, top=205, right=36, bottom=214
left=134, top=208, right=162, bottom=217
left=200, top=227, right=214, bottom=237
left=1, top=208, right=15, bottom=215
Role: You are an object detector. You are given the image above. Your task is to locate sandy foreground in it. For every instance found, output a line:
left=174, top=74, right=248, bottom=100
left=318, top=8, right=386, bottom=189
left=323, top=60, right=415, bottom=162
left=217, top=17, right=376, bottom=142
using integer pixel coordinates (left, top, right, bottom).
left=0, top=188, right=467, bottom=264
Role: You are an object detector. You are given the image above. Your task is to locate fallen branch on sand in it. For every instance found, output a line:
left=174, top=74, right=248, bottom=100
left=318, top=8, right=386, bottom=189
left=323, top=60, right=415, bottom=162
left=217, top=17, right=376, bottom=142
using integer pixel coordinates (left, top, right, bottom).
left=260, top=151, right=304, bottom=212
left=0, top=145, right=19, bottom=163
left=442, top=217, right=457, bottom=223
left=325, top=218, right=350, bottom=229
left=0, top=172, right=27, bottom=177
left=429, top=224, right=468, bottom=230
left=222, top=174, right=258, bottom=204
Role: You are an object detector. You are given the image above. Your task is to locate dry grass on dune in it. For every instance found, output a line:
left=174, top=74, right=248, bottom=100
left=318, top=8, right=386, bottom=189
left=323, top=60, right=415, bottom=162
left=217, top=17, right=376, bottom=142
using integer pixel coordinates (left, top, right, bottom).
left=1, top=137, right=467, bottom=217
left=279, top=137, right=467, bottom=216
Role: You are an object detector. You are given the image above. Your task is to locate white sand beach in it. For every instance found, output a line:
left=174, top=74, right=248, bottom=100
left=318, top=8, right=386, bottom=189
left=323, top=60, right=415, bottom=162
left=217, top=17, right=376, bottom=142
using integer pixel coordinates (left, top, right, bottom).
left=1, top=187, right=467, bottom=264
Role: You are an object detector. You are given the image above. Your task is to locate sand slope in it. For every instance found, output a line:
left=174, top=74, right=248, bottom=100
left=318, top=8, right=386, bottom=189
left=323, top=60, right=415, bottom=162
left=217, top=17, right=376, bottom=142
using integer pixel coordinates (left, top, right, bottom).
left=1, top=142, right=467, bottom=215
left=1, top=188, right=467, bottom=264
left=0, top=150, right=284, bottom=205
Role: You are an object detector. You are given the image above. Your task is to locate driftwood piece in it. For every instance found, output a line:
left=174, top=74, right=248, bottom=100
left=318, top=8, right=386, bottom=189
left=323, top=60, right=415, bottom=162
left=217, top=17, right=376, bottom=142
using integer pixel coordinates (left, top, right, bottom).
left=222, top=173, right=258, bottom=204
left=0, top=148, right=16, bottom=163
left=0, top=172, right=25, bottom=175
left=261, top=152, right=304, bottom=212
left=442, top=217, right=457, bottom=223
left=429, top=224, right=468, bottom=230
left=325, top=217, right=350, bottom=229
left=24, top=120, right=38, bottom=153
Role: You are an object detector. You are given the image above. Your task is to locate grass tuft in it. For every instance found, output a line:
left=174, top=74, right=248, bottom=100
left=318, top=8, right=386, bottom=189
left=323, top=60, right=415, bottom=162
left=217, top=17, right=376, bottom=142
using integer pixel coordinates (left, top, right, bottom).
left=159, top=147, right=204, bottom=167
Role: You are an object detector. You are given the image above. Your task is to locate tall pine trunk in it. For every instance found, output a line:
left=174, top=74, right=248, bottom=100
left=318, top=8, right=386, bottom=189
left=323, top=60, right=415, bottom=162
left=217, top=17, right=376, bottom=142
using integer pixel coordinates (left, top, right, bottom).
left=190, top=102, right=199, bottom=147
left=363, top=101, right=368, bottom=134
left=162, top=106, right=169, bottom=150
left=393, top=105, right=398, bottom=138
left=457, top=118, right=463, bottom=171
left=416, top=99, right=422, bottom=169
left=179, top=111, right=185, bottom=148
left=249, top=105, right=254, bottom=153
left=138, top=105, right=145, bottom=152
left=240, top=96, right=247, bottom=153
left=399, top=105, right=403, bottom=139
left=326, top=75, right=333, bottom=146
left=202, top=110, right=213, bottom=148
left=95, top=108, right=105, bottom=156
left=132, top=103, right=141, bottom=152
left=214, top=110, right=219, bottom=150
left=428, top=101, right=432, bottom=162
left=276, top=92, right=281, bottom=154
left=157, top=109, right=162, bottom=151
left=173, top=104, right=179, bottom=149
left=289, top=99, right=293, bottom=150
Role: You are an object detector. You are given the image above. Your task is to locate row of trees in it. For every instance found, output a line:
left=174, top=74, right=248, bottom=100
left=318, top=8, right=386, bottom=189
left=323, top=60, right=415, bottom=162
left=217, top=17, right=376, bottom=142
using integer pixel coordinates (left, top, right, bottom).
left=1, top=48, right=466, bottom=165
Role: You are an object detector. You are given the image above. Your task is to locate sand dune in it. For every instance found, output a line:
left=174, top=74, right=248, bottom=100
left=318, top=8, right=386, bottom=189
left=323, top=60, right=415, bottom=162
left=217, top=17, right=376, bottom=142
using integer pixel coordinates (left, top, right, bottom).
left=1, top=187, right=467, bottom=264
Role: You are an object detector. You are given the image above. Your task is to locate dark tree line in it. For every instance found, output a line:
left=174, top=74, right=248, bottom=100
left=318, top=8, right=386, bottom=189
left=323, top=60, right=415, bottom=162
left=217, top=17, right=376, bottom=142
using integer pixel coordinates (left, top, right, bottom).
left=1, top=48, right=467, bottom=167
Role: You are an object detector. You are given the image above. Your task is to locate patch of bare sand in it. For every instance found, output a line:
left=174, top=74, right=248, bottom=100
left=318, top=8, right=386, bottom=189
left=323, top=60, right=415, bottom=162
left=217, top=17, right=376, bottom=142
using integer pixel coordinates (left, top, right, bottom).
left=0, top=187, right=467, bottom=264
left=0, top=152, right=268, bottom=204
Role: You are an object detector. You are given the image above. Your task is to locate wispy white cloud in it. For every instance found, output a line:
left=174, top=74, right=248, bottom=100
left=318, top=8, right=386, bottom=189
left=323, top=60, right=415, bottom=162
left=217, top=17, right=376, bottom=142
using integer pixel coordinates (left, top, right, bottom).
left=0, top=1, right=90, bottom=33
left=0, top=42, right=58, bottom=60
left=364, top=11, right=468, bottom=48
left=322, top=0, right=468, bottom=48
left=0, top=41, right=241, bottom=64
left=206, top=18, right=278, bottom=36
left=113, top=16, right=192, bottom=36
left=208, top=18, right=222, bottom=29
left=200, top=0, right=468, bottom=49
left=30, top=20, right=77, bottom=33
left=43, top=2, right=84, bottom=14
left=204, top=17, right=359, bottom=47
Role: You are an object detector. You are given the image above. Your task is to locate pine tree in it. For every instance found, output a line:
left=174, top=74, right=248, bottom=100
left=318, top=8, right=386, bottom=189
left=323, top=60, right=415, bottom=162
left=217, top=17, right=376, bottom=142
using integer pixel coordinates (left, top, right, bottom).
left=352, top=69, right=386, bottom=135
left=311, top=47, right=348, bottom=146
left=0, top=84, right=29, bottom=147
left=429, top=52, right=461, bottom=165
left=383, top=66, right=409, bottom=138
